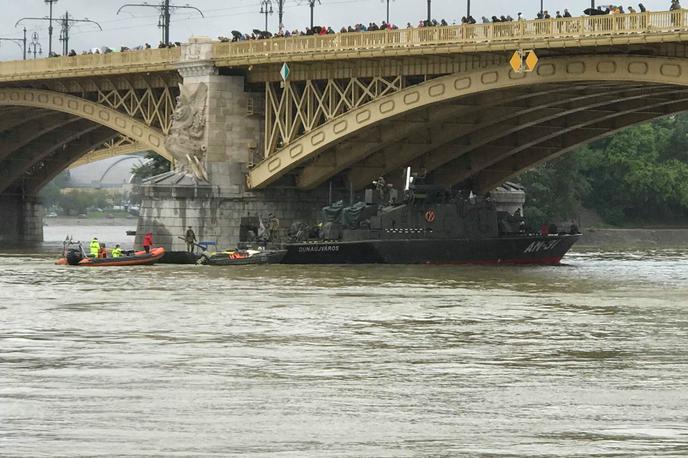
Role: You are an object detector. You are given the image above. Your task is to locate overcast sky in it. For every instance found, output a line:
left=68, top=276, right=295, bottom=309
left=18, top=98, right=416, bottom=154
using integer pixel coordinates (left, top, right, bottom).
left=0, top=0, right=674, bottom=60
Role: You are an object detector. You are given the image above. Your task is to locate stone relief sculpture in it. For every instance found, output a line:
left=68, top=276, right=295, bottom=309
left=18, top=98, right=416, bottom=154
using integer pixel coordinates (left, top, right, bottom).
left=165, top=83, right=209, bottom=181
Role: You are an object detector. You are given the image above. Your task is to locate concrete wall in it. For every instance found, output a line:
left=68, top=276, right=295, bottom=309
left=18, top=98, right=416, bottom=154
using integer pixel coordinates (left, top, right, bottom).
left=0, top=194, right=43, bottom=244
left=135, top=187, right=331, bottom=251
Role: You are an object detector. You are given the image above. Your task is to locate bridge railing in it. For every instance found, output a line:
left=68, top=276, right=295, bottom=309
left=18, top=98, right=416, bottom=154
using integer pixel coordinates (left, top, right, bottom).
left=0, top=47, right=181, bottom=80
left=213, top=9, right=688, bottom=61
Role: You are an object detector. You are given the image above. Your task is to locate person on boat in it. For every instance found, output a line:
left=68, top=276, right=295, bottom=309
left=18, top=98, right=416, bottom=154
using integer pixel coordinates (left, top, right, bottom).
left=98, top=243, right=108, bottom=258
left=89, top=237, right=100, bottom=257
left=111, top=244, right=123, bottom=258
left=185, top=226, right=197, bottom=253
left=143, top=232, right=153, bottom=254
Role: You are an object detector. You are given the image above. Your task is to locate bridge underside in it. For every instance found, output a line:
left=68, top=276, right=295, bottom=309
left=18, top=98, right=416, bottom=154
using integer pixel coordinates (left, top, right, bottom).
left=0, top=105, right=118, bottom=197
left=291, top=80, right=688, bottom=194
left=258, top=79, right=686, bottom=195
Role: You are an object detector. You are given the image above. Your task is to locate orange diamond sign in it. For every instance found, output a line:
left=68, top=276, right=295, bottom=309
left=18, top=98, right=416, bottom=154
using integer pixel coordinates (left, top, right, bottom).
left=524, top=50, right=539, bottom=72
left=510, top=49, right=539, bottom=73
left=509, top=50, right=523, bottom=73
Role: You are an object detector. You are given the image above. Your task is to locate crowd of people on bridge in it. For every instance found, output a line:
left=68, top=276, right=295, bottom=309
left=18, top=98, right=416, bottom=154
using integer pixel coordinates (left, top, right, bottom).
left=44, top=1, right=682, bottom=56
left=217, top=2, right=677, bottom=43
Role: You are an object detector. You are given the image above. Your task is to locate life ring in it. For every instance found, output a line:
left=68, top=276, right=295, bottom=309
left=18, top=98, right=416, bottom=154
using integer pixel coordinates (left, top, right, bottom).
left=424, top=209, right=436, bottom=223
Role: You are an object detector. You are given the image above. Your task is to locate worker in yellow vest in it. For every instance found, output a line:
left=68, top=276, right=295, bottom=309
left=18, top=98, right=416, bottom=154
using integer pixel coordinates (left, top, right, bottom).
left=89, top=237, right=100, bottom=257
left=111, top=244, right=123, bottom=258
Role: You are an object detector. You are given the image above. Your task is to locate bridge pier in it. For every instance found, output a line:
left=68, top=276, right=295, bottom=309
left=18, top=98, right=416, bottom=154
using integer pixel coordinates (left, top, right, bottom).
left=135, top=38, right=335, bottom=250
left=136, top=184, right=328, bottom=251
left=0, top=194, right=43, bottom=244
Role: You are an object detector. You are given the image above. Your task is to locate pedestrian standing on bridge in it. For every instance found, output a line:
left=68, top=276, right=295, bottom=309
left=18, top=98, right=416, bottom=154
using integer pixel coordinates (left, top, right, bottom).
left=185, top=226, right=197, bottom=253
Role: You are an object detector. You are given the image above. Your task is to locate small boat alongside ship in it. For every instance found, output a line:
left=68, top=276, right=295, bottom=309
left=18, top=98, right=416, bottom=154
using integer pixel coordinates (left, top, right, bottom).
left=200, top=248, right=287, bottom=266
left=56, top=241, right=165, bottom=267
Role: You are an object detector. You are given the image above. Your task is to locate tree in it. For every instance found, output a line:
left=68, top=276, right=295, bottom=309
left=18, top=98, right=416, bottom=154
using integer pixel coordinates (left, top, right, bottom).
left=38, top=171, right=70, bottom=208
left=519, top=113, right=688, bottom=226
left=518, top=152, right=590, bottom=228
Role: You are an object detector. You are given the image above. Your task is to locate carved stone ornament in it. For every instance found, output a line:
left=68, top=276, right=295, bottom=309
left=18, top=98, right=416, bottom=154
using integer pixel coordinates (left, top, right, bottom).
left=165, top=82, right=209, bottom=181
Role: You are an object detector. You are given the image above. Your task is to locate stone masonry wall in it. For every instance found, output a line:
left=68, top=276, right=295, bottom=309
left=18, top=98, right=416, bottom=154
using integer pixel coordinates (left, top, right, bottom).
left=136, top=188, right=333, bottom=251
left=0, top=195, right=43, bottom=244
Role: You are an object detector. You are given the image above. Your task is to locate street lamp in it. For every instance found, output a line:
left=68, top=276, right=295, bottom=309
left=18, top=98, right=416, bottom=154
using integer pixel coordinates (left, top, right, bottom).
left=467, top=0, right=471, bottom=18
left=29, top=32, right=42, bottom=59
left=260, top=0, right=274, bottom=33
left=275, top=0, right=286, bottom=33
left=540, top=0, right=544, bottom=16
left=16, top=13, right=101, bottom=57
left=58, top=12, right=102, bottom=56
left=427, top=0, right=432, bottom=23
left=45, top=0, right=58, bottom=56
left=381, top=0, right=395, bottom=24
left=306, top=0, right=321, bottom=30
left=0, top=28, right=27, bottom=60
left=117, top=1, right=204, bottom=46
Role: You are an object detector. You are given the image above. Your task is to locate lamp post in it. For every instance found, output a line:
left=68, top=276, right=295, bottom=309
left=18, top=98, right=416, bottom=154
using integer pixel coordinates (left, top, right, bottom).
left=540, top=0, right=544, bottom=16
left=58, top=12, right=102, bottom=56
left=307, top=0, right=321, bottom=30
left=467, top=0, right=471, bottom=18
left=382, top=0, right=395, bottom=23
left=28, top=32, right=42, bottom=59
left=276, top=0, right=285, bottom=32
left=44, top=0, right=58, bottom=56
left=16, top=14, right=101, bottom=57
left=427, top=0, right=432, bottom=23
left=260, top=0, right=273, bottom=33
left=0, top=28, right=27, bottom=60
left=117, top=1, right=204, bottom=46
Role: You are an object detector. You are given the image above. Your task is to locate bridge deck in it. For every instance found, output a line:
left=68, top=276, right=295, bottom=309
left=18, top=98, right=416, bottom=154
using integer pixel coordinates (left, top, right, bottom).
left=2, top=10, right=688, bottom=83
left=213, top=10, right=688, bottom=66
left=0, top=47, right=181, bottom=83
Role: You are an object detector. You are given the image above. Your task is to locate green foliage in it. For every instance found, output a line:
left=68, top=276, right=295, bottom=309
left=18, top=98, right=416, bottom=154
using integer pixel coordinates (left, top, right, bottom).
left=56, top=189, right=119, bottom=216
left=519, top=153, right=591, bottom=229
left=520, top=113, right=688, bottom=226
left=38, top=171, right=70, bottom=208
left=131, top=152, right=171, bottom=181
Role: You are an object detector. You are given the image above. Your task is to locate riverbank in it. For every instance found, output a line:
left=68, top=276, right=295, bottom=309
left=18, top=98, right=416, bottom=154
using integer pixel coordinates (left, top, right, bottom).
left=44, top=217, right=136, bottom=227
left=578, top=228, right=688, bottom=248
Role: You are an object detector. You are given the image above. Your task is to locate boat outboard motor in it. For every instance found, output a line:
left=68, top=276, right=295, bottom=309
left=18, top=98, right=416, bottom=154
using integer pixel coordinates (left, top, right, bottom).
left=66, top=248, right=84, bottom=266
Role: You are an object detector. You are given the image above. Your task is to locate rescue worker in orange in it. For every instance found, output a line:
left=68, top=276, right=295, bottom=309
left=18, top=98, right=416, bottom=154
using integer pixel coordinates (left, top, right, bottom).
left=143, top=232, right=153, bottom=254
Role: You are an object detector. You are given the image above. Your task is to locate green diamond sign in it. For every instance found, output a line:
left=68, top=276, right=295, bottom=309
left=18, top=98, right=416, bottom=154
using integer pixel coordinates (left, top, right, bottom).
left=280, top=63, right=290, bottom=82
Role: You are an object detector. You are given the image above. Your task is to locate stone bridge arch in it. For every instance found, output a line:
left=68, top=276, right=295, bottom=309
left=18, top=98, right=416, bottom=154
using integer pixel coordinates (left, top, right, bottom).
left=0, top=88, right=172, bottom=161
left=248, top=55, right=688, bottom=191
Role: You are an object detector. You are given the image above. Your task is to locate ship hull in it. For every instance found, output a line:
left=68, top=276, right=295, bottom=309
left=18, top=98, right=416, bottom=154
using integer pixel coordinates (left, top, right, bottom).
left=281, top=234, right=580, bottom=265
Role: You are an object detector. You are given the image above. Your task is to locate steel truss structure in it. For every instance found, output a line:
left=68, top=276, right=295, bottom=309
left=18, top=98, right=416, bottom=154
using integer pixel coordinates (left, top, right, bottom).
left=264, top=75, right=404, bottom=158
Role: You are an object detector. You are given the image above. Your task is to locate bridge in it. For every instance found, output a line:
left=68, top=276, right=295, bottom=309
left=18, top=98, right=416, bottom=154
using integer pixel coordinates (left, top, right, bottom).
left=2, top=9, right=688, bottom=245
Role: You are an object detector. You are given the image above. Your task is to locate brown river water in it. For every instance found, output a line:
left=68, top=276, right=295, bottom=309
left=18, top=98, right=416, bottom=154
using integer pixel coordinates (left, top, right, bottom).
left=0, top=225, right=687, bottom=456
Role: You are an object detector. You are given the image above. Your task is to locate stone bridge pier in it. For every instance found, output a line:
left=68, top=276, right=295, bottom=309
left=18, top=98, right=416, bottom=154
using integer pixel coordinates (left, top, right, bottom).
left=135, top=38, right=331, bottom=251
left=0, top=194, right=43, bottom=244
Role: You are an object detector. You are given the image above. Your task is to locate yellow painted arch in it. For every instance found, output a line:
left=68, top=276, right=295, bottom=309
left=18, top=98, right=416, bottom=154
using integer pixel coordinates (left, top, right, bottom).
left=248, top=54, right=688, bottom=189
left=0, top=88, right=172, bottom=162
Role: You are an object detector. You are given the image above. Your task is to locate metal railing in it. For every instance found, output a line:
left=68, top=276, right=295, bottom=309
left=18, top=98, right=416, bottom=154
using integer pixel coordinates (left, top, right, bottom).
left=213, top=9, right=688, bottom=61
left=0, top=47, right=181, bottom=80
left=1, top=9, right=687, bottom=80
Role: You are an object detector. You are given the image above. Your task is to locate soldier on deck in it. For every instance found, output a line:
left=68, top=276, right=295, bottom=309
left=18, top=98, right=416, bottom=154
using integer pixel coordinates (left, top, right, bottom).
left=185, top=226, right=197, bottom=253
